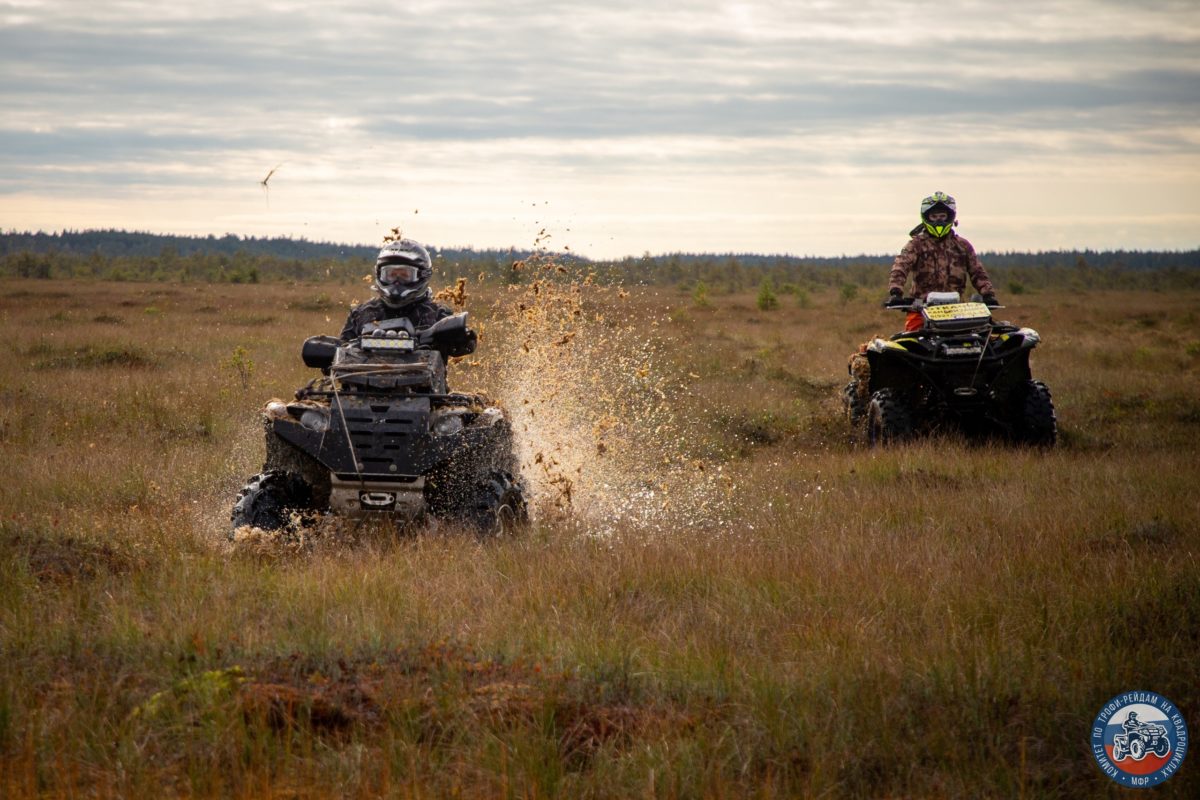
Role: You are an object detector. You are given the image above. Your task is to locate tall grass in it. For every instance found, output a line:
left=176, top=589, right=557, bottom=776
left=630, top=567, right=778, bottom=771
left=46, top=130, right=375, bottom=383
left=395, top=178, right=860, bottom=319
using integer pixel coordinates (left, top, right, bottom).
left=1, top=278, right=1197, bottom=797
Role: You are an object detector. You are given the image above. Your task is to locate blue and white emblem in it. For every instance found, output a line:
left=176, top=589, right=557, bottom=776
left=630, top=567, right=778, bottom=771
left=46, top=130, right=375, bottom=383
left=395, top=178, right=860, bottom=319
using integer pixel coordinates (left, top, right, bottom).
left=1091, top=691, right=1188, bottom=788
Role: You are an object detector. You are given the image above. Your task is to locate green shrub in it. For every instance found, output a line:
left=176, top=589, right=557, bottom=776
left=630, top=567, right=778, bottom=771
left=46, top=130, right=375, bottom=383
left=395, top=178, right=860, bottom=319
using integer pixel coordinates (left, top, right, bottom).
left=756, top=279, right=778, bottom=311
left=225, top=345, right=255, bottom=390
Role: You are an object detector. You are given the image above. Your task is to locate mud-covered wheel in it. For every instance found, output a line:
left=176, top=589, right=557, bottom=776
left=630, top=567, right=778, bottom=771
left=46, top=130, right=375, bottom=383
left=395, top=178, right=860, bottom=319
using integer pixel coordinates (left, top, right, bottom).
left=866, top=388, right=913, bottom=446
left=1013, top=379, right=1057, bottom=446
left=842, top=380, right=867, bottom=427
left=469, top=471, right=528, bottom=536
left=230, top=470, right=314, bottom=539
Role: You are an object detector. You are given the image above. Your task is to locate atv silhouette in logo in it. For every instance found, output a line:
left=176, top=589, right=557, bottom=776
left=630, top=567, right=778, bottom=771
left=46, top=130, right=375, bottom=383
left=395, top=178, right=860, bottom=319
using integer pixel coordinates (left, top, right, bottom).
left=1112, top=712, right=1171, bottom=762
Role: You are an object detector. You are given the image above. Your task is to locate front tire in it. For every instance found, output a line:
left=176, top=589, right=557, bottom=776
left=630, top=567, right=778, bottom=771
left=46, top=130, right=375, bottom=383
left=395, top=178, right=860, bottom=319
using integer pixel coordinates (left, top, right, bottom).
left=1013, top=380, right=1057, bottom=446
left=866, top=389, right=914, bottom=446
left=230, top=470, right=315, bottom=539
left=468, top=471, right=528, bottom=536
left=1128, top=737, right=1146, bottom=761
left=842, top=380, right=867, bottom=427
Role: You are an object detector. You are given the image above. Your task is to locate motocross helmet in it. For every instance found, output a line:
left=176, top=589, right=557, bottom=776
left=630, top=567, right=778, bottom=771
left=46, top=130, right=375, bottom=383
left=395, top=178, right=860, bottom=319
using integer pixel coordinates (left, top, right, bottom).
left=920, top=191, right=957, bottom=238
left=373, top=239, right=432, bottom=308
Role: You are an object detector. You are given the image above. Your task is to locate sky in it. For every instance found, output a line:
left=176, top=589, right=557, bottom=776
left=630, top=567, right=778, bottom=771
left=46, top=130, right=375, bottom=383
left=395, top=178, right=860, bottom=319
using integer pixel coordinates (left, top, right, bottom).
left=1, top=0, right=1198, bottom=259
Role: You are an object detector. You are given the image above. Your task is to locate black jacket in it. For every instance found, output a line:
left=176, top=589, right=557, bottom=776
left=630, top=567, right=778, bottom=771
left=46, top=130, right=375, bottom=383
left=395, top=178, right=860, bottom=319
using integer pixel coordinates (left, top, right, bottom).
left=339, top=295, right=452, bottom=341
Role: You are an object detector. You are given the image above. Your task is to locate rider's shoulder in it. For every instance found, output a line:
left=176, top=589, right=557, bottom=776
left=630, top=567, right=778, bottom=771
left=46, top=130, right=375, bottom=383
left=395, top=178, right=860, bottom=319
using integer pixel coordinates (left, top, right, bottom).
left=915, top=230, right=974, bottom=250
left=406, top=295, right=450, bottom=318
left=950, top=231, right=976, bottom=251
left=908, top=230, right=938, bottom=248
left=417, top=295, right=448, bottom=310
left=354, top=296, right=387, bottom=313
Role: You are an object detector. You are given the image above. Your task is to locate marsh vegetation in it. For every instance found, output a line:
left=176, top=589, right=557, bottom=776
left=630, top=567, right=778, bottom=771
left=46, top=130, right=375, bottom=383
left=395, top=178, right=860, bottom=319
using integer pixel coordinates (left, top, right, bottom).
left=1, top=277, right=1197, bottom=797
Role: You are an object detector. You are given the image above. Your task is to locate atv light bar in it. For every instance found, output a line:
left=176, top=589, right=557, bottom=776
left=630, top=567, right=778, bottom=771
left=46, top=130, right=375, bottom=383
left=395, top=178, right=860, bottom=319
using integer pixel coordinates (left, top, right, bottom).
left=362, top=337, right=416, bottom=351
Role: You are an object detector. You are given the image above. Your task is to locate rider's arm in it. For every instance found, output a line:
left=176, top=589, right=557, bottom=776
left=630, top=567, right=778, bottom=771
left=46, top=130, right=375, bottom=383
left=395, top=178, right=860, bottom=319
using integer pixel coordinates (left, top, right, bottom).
left=413, top=300, right=453, bottom=327
left=961, top=239, right=995, bottom=297
left=340, top=301, right=379, bottom=341
left=888, top=239, right=918, bottom=295
left=339, top=307, right=360, bottom=341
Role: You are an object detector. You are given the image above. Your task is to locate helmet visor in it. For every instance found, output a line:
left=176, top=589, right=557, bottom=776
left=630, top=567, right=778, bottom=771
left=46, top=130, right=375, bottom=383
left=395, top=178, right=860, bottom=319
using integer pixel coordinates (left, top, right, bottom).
left=379, top=264, right=421, bottom=285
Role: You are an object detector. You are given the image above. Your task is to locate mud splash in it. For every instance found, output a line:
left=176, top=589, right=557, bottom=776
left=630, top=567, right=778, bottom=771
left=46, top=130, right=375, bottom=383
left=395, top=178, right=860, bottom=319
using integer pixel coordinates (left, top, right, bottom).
left=459, top=251, right=736, bottom=535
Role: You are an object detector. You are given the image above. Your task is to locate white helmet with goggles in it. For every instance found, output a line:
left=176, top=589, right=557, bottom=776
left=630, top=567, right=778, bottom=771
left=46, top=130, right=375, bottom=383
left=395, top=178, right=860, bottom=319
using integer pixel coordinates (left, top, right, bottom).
left=374, top=239, right=432, bottom=308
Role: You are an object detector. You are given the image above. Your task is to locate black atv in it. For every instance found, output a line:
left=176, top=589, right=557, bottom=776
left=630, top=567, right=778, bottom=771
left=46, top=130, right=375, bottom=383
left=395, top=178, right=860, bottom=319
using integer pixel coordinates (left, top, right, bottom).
left=843, top=292, right=1056, bottom=446
left=231, top=313, right=527, bottom=537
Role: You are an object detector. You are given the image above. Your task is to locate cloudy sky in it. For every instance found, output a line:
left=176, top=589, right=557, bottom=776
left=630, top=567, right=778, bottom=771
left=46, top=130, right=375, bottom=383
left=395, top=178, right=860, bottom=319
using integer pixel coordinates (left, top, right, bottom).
left=2, top=0, right=1198, bottom=258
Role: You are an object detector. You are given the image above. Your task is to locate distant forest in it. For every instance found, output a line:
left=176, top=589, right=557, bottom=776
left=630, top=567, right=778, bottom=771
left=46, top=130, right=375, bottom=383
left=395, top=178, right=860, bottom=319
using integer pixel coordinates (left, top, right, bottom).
left=3, top=229, right=1198, bottom=293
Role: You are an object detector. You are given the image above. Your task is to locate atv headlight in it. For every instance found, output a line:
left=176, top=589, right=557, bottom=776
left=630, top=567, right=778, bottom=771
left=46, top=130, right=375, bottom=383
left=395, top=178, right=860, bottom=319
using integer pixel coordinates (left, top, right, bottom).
left=433, top=414, right=464, bottom=436
left=868, top=338, right=907, bottom=353
left=1017, top=327, right=1040, bottom=345
left=300, top=408, right=330, bottom=432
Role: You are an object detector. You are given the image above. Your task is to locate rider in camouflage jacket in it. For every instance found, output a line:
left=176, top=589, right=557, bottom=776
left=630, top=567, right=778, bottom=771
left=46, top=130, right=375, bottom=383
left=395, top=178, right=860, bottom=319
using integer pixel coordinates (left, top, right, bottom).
left=888, top=230, right=995, bottom=300
left=887, top=192, right=997, bottom=331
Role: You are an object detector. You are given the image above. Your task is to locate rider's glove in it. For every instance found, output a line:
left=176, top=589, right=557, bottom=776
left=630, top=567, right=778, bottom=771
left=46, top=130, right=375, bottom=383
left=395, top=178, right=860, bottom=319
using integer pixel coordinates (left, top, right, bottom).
left=885, top=288, right=907, bottom=307
left=982, top=292, right=1000, bottom=307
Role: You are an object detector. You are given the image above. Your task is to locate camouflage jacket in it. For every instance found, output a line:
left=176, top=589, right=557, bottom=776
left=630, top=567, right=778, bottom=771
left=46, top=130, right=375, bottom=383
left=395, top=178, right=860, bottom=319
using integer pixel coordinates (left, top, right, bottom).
left=339, top=294, right=452, bottom=341
left=888, top=230, right=994, bottom=299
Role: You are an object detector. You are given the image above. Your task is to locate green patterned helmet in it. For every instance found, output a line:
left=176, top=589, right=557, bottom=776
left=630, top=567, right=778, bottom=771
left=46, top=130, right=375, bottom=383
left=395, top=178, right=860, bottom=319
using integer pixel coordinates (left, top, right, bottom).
left=920, top=191, right=957, bottom=238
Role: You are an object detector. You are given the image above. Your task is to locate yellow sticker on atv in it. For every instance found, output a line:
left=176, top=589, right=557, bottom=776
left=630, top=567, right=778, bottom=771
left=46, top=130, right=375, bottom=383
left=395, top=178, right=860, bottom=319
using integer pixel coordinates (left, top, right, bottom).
left=923, top=302, right=991, bottom=321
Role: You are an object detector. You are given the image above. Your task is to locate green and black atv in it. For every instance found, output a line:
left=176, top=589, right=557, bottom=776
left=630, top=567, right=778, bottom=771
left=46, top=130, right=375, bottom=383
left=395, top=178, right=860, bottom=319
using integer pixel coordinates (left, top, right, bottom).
left=231, top=313, right=527, bottom=538
left=843, top=292, right=1056, bottom=446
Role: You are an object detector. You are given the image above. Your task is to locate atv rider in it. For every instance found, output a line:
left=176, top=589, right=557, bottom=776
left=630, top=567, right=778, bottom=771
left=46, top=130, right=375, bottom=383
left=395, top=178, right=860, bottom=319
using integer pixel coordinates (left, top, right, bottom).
left=340, top=239, right=452, bottom=341
left=887, top=192, right=998, bottom=332
left=844, top=192, right=999, bottom=422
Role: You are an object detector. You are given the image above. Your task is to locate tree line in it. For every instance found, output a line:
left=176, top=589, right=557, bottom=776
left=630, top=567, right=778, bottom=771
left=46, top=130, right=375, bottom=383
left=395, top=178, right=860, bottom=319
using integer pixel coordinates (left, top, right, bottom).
left=2, top=229, right=1197, bottom=293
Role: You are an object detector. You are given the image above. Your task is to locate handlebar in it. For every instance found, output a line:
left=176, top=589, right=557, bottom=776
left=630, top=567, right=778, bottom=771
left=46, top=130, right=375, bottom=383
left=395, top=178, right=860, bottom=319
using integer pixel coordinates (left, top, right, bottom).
left=303, top=312, right=477, bottom=371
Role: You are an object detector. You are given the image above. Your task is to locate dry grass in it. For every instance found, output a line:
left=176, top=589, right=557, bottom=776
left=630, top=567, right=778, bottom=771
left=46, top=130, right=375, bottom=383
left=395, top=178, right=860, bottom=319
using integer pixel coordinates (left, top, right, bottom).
left=1, top=278, right=1198, bottom=798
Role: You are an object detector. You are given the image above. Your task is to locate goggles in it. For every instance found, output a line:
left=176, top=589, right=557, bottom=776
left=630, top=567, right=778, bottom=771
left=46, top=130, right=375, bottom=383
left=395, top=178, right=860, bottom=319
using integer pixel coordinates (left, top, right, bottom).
left=379, top=263, right=421, bottom=284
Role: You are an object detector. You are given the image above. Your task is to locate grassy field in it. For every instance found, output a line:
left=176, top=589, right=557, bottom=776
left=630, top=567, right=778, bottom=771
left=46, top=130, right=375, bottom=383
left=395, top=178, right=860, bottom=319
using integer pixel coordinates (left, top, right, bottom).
left=1, top=276, right=1197, bottom=798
